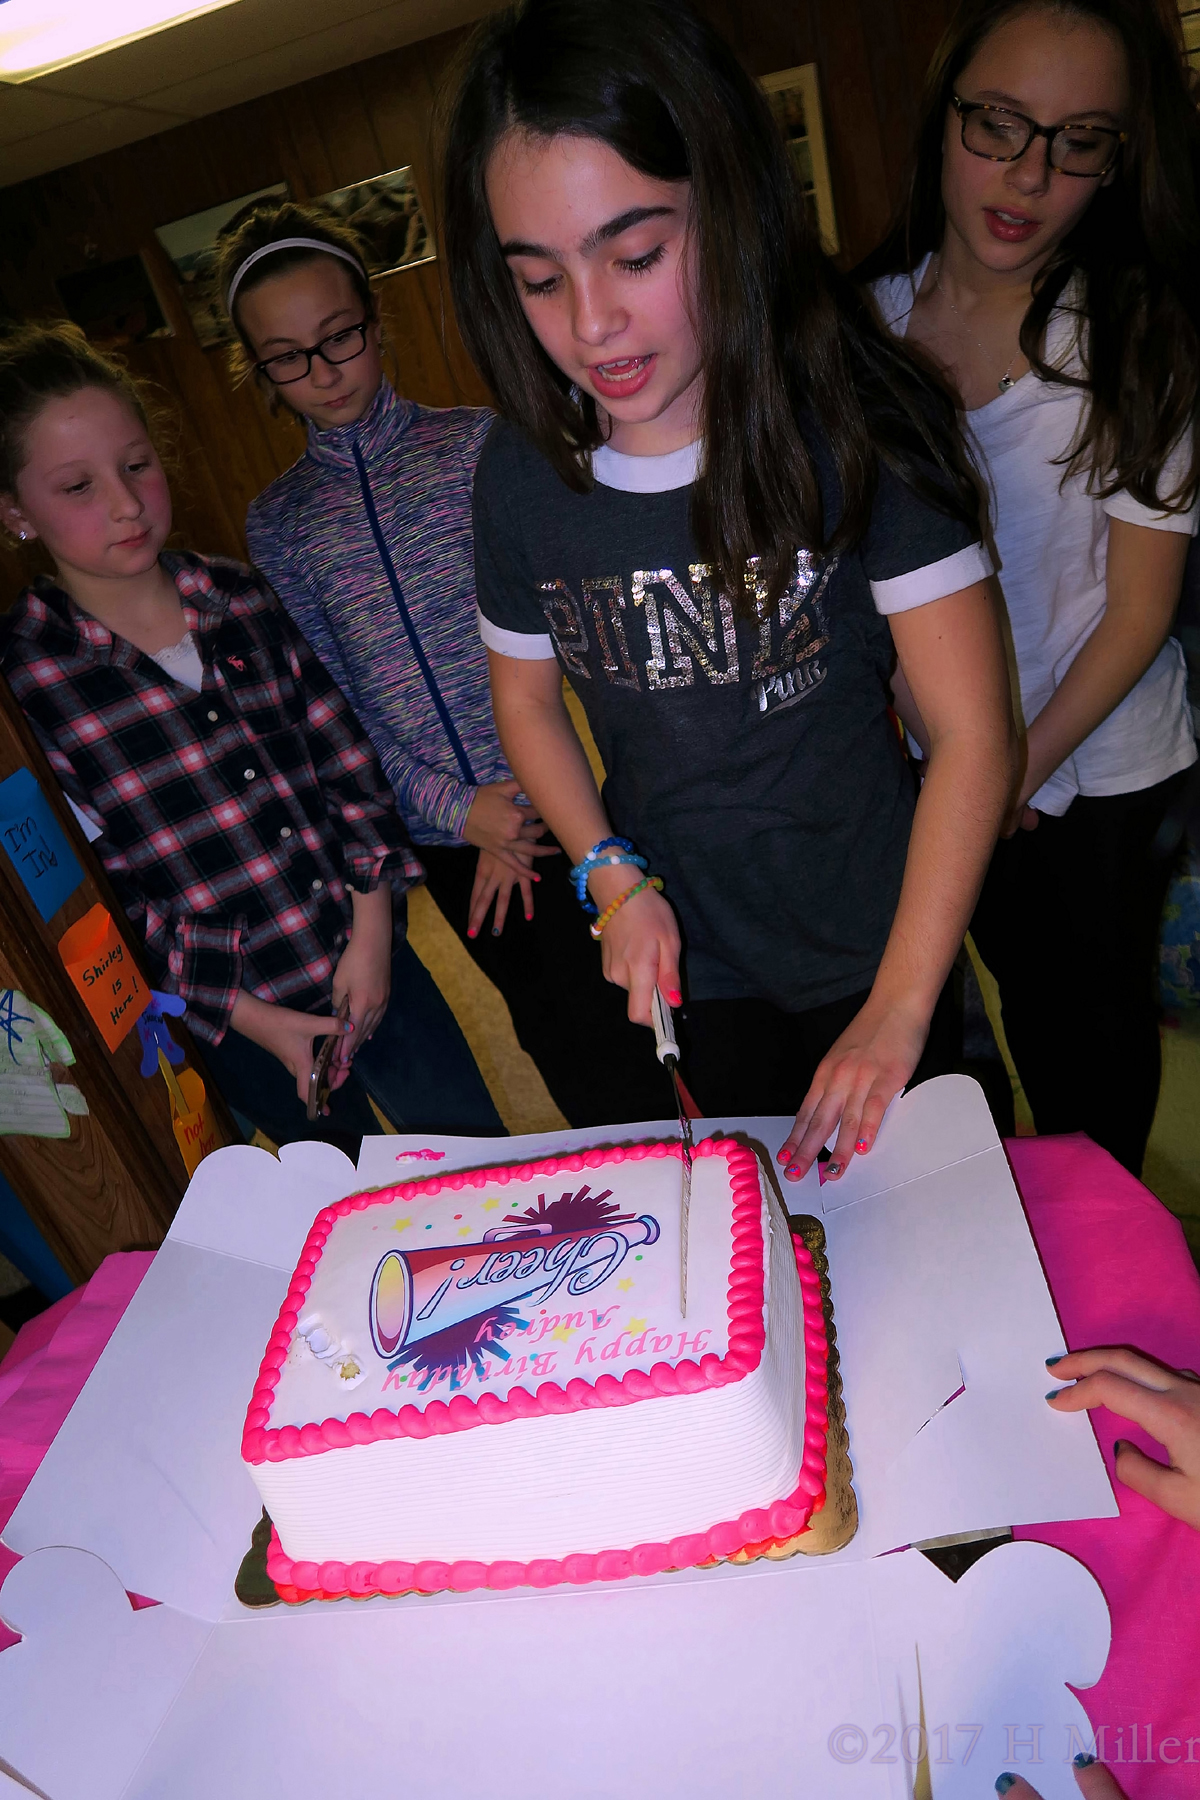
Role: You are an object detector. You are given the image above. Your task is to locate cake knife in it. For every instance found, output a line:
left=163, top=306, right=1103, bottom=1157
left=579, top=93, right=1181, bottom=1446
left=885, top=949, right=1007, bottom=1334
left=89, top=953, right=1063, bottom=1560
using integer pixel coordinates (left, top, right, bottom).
left=650, top=987, right=694, bottom=1316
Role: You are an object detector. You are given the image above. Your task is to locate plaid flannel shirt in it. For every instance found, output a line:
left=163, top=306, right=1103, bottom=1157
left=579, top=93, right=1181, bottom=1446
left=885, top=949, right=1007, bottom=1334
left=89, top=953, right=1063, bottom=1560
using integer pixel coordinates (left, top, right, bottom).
left=0, top=552, right=423, bottom=1044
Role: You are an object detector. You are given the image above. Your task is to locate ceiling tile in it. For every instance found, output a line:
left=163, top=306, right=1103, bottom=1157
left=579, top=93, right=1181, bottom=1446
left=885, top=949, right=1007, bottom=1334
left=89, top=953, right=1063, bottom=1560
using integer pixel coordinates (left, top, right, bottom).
left=13, top=0, right=402, bottom=104
left=140, top=0, right=492, bottom=118
left=0, top=86, right=104, bottom=149
left=0, top=0, right=499, bottom=186
left=1, top=103, right=190, bottom=186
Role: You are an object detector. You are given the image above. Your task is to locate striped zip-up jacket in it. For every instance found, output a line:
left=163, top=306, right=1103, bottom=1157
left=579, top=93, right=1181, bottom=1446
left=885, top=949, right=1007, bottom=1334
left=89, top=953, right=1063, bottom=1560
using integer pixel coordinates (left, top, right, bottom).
left=246, top=381, right=511, bottom=847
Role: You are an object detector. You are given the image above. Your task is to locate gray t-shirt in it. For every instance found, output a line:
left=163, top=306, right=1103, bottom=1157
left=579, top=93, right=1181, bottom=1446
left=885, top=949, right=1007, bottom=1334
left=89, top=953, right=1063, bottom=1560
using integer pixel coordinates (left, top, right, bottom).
left=475, top=420, right=989, bottom=1010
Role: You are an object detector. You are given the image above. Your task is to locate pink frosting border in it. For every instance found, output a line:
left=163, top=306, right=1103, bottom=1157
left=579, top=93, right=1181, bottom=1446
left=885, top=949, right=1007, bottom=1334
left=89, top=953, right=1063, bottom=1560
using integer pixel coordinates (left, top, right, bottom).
left=262, top=1230, right=830, bottom=1601
left=242, top=1137, right=768, bottom=1467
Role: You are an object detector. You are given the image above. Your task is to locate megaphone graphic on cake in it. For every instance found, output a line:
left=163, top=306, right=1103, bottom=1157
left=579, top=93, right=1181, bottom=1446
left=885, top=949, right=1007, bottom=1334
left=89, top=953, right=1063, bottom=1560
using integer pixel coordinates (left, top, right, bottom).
left=369, top=1184, right=660, bottom=1361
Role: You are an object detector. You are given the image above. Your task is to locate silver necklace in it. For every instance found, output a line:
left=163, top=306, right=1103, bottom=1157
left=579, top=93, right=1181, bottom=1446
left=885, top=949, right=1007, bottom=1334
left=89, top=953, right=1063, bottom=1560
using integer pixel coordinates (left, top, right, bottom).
left=934, top=258, right=1018, bottom=393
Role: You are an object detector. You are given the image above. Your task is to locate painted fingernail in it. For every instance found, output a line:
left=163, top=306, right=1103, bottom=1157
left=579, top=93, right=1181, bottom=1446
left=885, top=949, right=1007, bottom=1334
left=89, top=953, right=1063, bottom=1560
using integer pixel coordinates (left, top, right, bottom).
left=1073, top=1753, right=1096, bottom=1768
left=1113, top=1438, right=1128, bottom=1454
left=824, top=1161, right=841, bottom=1179
left=491, top=927, right=501, bottom=937
left=467, top=927, right=477, bottom=939
left=1046, top=1353, right=1066, bottom=1365
left=1046, top=1388, right=1067, bottom=1400
left=855, top=1138, right=869, bottom=1153
left=776, top=1148, right=791, bottom=1164
left=785, top=1163, right=803, bottom=1180
left=996, top=1778, right=1017, bottom=1796
left=667, top=989, right=682, bottom=1006
left=525, top=912, right=533, bottom=922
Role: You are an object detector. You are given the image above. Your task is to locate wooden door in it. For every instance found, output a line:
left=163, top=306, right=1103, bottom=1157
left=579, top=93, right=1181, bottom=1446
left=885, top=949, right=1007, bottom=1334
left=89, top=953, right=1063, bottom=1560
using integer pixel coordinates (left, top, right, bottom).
left=0, top=676, right=237, bottom=1283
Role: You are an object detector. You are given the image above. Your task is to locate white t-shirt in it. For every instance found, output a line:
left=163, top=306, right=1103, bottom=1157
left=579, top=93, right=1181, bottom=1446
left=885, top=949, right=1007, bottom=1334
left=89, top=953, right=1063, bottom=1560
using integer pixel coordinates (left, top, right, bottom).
left=874, top=257, right=1197, bottom=814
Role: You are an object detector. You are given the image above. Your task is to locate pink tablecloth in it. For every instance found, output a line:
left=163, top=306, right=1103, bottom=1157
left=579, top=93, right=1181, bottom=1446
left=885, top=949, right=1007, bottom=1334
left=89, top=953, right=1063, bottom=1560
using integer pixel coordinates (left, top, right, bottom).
left=1008, top=1137, right=1200, bottom=1795
left=1, top=1141, right=1198, bottom=1795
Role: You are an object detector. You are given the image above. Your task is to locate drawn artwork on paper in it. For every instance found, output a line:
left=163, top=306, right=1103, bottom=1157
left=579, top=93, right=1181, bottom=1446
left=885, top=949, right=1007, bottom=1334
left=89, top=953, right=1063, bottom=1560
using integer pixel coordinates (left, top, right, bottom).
left=367, top=1186, right=660, bottom=1392
left=760, top=64, right=840, bottom=254
left=0, top=990, right=88, bottom=1139
left=313, top=165, right=434, bottom=279
left=155, top=183, right=289, bottom=349
left=55, top=255, right=172, bottom=348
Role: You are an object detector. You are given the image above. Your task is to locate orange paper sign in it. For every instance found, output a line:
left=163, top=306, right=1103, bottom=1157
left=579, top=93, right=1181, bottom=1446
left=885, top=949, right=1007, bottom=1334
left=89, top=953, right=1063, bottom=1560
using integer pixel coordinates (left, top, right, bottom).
left=58, top=904, right=150, bottom=1052
left=170, top=1066, right=220, bottom=1177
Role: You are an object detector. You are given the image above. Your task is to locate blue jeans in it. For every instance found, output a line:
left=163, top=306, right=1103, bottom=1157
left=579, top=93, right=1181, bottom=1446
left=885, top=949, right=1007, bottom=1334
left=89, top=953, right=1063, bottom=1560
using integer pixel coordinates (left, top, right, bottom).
left=201, top=940, right=503, bottom=1157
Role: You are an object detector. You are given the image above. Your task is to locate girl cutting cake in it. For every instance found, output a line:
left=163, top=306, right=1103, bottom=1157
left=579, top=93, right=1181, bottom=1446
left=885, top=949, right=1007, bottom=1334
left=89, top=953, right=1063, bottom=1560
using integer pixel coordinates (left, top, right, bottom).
left=443, top=0, right=1016, bottom=1181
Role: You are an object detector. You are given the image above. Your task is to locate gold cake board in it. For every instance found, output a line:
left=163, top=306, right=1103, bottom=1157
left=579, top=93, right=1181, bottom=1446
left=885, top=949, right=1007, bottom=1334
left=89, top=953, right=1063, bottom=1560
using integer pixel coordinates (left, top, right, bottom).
left=236, top=1214, right=857, bottom=1606
left=728, top=1212, right=858, bottom=1563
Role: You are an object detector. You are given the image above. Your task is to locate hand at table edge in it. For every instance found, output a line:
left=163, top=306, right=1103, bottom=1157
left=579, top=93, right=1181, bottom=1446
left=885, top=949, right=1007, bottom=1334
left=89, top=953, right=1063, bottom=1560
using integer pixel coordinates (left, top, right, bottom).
left=995, top=1755, right=1129, bottom=1798
left=1045, top=1346, right=1200, bottom=1530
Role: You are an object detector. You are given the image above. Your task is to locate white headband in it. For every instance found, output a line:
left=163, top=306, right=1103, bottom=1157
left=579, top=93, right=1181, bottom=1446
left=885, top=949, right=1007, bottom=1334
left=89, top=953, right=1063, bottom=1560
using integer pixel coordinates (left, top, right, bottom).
left=225, top=237, right=366, bottom=310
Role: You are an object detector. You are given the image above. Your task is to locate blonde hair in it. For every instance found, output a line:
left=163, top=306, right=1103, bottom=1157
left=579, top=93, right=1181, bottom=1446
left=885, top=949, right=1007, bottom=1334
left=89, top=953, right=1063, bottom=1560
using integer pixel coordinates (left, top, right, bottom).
left=0, top=321, right=161, bottom=492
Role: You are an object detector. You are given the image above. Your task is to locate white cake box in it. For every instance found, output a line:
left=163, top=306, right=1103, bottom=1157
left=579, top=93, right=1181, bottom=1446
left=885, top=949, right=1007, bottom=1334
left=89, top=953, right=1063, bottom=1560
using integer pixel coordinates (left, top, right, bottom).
left=0, top=1076, right=1118, bottom=1797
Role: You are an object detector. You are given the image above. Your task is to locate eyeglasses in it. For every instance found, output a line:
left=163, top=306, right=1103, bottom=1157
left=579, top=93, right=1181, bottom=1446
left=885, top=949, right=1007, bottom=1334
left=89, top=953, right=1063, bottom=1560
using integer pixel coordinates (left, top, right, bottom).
left=255, top=321, right=370, bottom=384
left=951, top=95, right=1125, bottom=178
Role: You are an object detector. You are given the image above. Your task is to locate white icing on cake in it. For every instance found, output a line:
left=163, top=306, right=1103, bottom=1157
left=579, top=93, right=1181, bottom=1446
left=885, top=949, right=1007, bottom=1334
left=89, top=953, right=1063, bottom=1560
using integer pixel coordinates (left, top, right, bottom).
left=244, top=1144, right=808, bottom=1571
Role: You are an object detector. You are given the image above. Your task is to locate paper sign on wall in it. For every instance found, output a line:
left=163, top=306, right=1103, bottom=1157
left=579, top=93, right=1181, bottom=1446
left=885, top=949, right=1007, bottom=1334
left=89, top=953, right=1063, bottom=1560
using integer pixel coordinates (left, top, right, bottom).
left=0, top=989, right=88, bottom=1138
left=57, top=904, right=150, bottom=1052
left=0, top=767, right=85, bottom=923
left=168, top=1066, right=220, bottom=1177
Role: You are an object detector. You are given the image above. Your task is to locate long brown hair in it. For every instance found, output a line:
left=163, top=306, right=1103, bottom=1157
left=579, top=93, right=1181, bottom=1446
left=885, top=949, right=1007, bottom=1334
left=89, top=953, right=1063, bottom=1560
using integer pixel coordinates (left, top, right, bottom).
left=857, top=0, right=1200, bottom=513
left=441, top=0, right=980, bottom=612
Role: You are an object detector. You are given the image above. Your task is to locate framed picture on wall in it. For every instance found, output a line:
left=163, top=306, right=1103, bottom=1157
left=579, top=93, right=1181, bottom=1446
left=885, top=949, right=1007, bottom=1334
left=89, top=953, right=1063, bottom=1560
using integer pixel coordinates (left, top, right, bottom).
left=760, top=64, right=840, bottom=256
left=313, top=166, right=435, bottom=279
left=155, top=183, right=289, bottom=350
left=55, top=255, right=172, bottom=349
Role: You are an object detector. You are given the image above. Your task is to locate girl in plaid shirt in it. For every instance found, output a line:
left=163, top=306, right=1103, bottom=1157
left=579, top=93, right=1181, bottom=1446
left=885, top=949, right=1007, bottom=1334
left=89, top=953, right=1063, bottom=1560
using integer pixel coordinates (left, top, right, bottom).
left=0, top=323, right=502, bottom=1154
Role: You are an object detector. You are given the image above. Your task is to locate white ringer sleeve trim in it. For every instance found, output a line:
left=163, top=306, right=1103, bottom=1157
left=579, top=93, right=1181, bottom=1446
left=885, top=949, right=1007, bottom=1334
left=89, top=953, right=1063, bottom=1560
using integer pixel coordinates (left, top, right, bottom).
left=869, top=542, right=994, bottom=616
left=1102, top=490, right=1200, bottom=536
left=477, top=606, right=556, bottom=660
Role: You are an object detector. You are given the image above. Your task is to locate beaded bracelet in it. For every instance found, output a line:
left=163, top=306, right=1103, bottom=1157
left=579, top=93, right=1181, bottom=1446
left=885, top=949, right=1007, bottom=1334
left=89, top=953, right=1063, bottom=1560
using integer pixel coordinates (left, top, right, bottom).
left=589, top=875, right=664, bottom=940
left=576, top=852, right=646, bottom=913
left=570, top=836, right=646, bottom=913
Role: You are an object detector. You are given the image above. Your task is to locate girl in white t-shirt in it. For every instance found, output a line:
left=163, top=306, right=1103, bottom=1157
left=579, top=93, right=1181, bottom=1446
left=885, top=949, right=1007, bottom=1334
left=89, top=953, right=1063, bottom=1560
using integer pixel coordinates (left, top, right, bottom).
left=864, top=0, right=1199, bottom=1175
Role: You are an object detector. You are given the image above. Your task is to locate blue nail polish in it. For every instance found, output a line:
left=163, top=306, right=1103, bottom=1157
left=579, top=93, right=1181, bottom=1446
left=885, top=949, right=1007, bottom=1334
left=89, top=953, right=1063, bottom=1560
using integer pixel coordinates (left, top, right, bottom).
left=996, top=1777, right=1017, bottom=1796
left=1046, top=1388, right=1066, bottom=1400
left=1046, top=1353, right=1066, bottom=1365
left=1073, top=1753, right=1096, bottom=1768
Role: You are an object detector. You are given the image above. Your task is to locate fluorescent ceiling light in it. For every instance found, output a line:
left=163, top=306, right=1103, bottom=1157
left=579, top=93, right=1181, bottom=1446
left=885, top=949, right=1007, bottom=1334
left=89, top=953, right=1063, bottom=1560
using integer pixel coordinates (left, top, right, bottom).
left=0, top=0, right=241, bottom=84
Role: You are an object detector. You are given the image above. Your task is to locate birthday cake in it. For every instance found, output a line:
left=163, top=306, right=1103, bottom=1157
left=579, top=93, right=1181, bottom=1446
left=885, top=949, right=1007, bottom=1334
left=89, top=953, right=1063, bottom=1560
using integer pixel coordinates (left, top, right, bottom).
left=240, top=1137, right=840, bottom=1601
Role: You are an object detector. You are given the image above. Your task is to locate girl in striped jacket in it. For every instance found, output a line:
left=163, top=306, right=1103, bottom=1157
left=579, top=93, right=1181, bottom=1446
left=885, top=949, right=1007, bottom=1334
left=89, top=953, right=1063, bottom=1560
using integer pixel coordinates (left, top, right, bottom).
left=219, top=201, right=663, bottom=1127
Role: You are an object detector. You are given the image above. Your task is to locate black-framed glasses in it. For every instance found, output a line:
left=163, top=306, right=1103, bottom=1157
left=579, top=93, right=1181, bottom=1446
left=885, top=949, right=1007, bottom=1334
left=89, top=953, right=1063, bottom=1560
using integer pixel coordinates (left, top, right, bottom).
left=952, top=95, right=1125, bottom=177
left=255, top=321, right=370, bottom=384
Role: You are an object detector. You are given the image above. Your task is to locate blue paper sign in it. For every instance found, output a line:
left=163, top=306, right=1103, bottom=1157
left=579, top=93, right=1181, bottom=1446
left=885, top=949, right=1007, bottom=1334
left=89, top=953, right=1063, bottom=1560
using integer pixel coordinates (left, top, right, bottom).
left=0, top=767, right=86, bottom=923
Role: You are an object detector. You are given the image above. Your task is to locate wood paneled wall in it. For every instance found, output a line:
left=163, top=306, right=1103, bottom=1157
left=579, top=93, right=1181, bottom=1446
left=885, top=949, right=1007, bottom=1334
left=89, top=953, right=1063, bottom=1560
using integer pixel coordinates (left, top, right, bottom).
left=0, top=0, right=954, bottom=595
